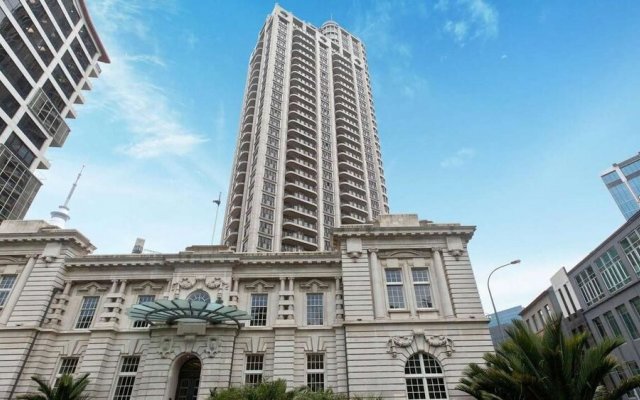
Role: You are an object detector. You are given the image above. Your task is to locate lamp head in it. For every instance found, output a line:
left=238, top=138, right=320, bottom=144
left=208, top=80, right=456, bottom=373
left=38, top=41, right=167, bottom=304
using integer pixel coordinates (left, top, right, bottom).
left=511, top=259, right=521, bottom=265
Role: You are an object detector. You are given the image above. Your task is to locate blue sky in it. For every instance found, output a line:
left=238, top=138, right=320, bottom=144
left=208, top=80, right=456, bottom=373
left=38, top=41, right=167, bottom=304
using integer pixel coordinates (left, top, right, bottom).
left=26, top=0, right=640, bottom=312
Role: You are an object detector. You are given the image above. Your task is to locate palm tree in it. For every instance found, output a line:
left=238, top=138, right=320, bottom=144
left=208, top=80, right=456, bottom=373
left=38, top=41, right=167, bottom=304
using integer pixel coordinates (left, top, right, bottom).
left=18, top=373, right=90, bottom=400
left=457, top=316, right=640, bottom=400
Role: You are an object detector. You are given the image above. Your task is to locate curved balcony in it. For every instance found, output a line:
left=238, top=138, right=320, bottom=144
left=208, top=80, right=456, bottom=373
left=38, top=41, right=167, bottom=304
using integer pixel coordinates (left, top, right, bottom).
left=284, top=189, right=317, bottom=208
left=334, top=80, right=355, bottom=95
left=229, top=203, right=242, bottom=218
left=239, top=139, right=250, bottom=152
left=334, top=87, right=356, bottom=102
left=336, top=116, right=358, bottom=131
left=293, top=29, right=315, bottom=47
left=333, top=64, right=353, bottom=79
left=285, top=170, right=317, bottom=191
left=236, top=160, right=248, bottom=172
left=291, top=60, right=315, bottom=78
left=340, top=179, right=367, bottom=195
left=290, top=91, right=316, bottom=110
left=341, top=213, right=366, bottom=224
left=291, top=55, right=315, bottom=72
left=290, top=77, right=316, bottom=96
left=342, top=201, right=368, bottom=215
left=227, top=217, right=240, bottom=231
left=335, top=108, right=358, bottom=122
left=224, top=231, right=238, bottom=247
left=291, top=41, right=315, bottom=58
left=245, top=96, right=256, bottom=109
left=334, top=99, right=357, bottom=114
left=339, top=169, right=365, bottom=184
left=287, top=138, right=317, bottom=158
left=282, top=202, right=318, bottom=222
left=241, top=121, right=253, bottom=134
left=291, top=68, right=316, bottom=86
left=337, top=133, right=360, bottom=149
left=282, top=218, right=317, bottom=235
left=338, top=160, right=364, bottom=175
left=337, top=140, right=361, bottom=154
left=287, top=146, right=316, bottom=164
left=288, top=117, right=317, bottom=135
left=292, top=49, right=315, bottom=66
left=288, top=108, right=316, bottom=127
left=248, top=82, right=258, bottom=93
left=286, top=156, right=316, bottom=176
left=284, top=180, right=318, bottom=199
left=230, top=191, right=243, bottom=206
left=341, top=190, right=368, bottom=206
left=287, top=127, right=317, bottom=144
left=282, top=232, right=318, bottom=251
left=289, top=101, right=316, bottom=119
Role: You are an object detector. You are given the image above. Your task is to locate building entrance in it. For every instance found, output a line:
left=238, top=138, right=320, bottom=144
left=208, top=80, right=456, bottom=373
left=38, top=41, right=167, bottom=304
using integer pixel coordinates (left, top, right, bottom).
left=174, top=356, right=201, bottom=400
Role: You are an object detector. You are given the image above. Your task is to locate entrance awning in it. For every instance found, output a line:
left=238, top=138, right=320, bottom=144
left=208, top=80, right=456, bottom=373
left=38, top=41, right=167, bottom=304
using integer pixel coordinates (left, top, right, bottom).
left=126, top=299, right=251, bottom=327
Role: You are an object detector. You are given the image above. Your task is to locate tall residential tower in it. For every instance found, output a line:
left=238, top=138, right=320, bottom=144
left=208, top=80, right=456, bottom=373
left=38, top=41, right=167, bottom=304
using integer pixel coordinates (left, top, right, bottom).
left=601, top=152, right=640, bottom=220
left=0, top=0, right=109, bottom=220
left=223, top=5, right=389, bottom=253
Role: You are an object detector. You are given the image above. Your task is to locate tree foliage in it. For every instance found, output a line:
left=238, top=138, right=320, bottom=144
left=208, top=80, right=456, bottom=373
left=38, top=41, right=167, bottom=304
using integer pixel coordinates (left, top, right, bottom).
left=456, top=316, right=640, bottom=400
left=18, top=373, right=90, bottom=400
left=208, top=380, right=380, bottom=400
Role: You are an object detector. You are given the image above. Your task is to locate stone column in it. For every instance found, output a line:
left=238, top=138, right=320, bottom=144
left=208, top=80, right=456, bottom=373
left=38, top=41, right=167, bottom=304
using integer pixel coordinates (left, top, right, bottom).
left=368, top=249, right=386, bottom=319
left=335, top=277, right=344, bottom=321
left=432, top=249, right=454, bottom=317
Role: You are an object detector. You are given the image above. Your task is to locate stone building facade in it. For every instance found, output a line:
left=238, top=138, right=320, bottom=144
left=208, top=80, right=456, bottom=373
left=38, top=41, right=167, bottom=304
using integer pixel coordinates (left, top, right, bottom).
left=0, top=214, right=492, bottom=399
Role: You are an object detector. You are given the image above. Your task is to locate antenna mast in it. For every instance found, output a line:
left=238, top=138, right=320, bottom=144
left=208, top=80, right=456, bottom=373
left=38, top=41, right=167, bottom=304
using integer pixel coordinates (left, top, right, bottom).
left=49, top=165, right=85, bottom=229
left=211, top=192, right=222, bottom=245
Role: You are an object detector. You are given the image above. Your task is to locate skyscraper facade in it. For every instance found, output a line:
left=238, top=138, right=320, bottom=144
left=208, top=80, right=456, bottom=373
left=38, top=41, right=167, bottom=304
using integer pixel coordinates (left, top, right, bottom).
left=0, top=0, right=109, bottom=220
left=601, top=152, right=640, bottom=220
left=223, top=5, right=389, bottom=253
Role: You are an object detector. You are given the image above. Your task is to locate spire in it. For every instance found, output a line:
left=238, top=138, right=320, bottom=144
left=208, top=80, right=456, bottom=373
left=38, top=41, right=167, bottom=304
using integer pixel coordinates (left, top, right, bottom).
left=49, top=165, right=85, bottom=229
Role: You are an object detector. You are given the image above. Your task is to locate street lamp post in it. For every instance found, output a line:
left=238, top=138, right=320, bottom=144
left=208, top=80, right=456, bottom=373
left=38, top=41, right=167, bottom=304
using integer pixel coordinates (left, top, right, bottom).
left=487, top=259, right=521, bottom=343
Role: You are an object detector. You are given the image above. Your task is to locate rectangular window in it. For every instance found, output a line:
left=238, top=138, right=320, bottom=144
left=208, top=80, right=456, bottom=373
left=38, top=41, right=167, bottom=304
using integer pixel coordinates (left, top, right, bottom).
left=0, top=275, right=17, bottom=308
left=412, top=268, right=433, bottom=308
left=244, top=354, right=264, bottom=385
left=260, top=207, right=274, bottom=221
left=75, top=296, right=99, bottom=329
left=0, top=80, right=20, bottom=117
left=250, top=294, right=268, bottom=326
left=132, top=295, right=155, bottom=328
left=261, top=193, right=274, bottom=207
left=385, top=269, right=405, bottom=309
left=257, top=235, right=272, bottom=250
left=112, top=356, right=140, bottom=400
left=621, top=228, right=640, bottom=275
left=603, top=311, right=624, bottom=340
left=17, top=114, right=47, bottom=149
left=593, top=317, right=608, bottom=339
left=616, top=304, right=639, bottom=339
left=306, top=354, right=324, bottom=392
left=307, top=293, right=323, bottom=325
left=532, top=314, right=540, bottom=331
left=632, top=297, right=640, bottom=320
left=54, top=357, right=79, bottom=387
left=575, top=266, right=605, bottom=306
left=596, top=248, right=631, bottom=292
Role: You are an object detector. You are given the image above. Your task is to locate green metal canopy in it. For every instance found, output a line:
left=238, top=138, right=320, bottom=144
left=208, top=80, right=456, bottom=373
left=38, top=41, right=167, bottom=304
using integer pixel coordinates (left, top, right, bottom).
left=127, top=299, right=251, bottom=327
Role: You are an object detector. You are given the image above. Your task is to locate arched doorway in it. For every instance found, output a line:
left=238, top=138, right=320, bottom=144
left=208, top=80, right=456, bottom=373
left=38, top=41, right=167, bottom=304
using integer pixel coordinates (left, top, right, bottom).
left=175, top=355, right=201, bottom=400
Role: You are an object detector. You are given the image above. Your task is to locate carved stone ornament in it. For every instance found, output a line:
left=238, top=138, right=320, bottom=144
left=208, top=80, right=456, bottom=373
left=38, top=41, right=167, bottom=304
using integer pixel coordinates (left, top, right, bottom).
left=177, top=277, right=196, bottom=289
left=205, top=277, right=229, bottom=290
left=387, top=335, right=415, bottom=358
left=203, top=337, right=218, bottom=358
left=426, top=335, right=455, bottom=356
left=159, top=337, right=174, bottom=359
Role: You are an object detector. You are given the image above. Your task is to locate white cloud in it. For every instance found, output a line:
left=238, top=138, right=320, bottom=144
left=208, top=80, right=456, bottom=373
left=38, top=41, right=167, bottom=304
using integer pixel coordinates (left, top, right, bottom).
left=439, top=0, right=499, bottom=45
left=440, top=148, right=476, bottom=168
left=88, top=0, right=205, bottom=159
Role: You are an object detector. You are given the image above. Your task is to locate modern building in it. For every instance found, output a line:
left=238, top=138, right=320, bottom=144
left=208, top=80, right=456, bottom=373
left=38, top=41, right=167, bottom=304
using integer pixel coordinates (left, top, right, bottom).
left=0, top=0, right=109, bottom=220
left=0, top=214, right=492, bottom=399
left=486, top=305, right=522, bottom=346
left=601, top=152, right=640, bottom=220
left=521, top=211, right=640, bottom=398
left=222, top=5, right=389, bottom=253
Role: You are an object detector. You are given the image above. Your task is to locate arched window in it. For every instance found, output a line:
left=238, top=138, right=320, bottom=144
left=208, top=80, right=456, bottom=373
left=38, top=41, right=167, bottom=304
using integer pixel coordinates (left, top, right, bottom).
left=405, top=353, right=448, bottom=399
left=187, top=290, right=210, bottom=303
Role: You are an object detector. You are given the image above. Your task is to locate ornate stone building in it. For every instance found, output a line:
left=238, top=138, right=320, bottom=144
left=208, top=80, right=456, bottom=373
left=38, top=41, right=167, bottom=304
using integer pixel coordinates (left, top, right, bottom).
left=0, top=214, right=492, bottom=399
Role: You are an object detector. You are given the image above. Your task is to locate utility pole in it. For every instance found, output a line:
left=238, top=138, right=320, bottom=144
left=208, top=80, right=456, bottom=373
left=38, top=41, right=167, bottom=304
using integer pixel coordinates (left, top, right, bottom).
left=211, top=192, right=222, bottom=245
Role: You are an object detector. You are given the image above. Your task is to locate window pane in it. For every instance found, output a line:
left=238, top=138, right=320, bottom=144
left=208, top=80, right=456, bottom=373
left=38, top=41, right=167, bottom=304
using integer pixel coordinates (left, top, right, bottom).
left=133, top=295, right=154, bottom=328
left=75, top=296, right=99, bottom=329
left=307, top=293, right=323, bottom=325
left=387, top=285, right=405, bottom=309
left=250, top=293, right=268, bottom=326
left=616, top=305, right=639, bottom=339
left=412, top=268, right=430, bottom=282
left=385, top=269, right=403, bottom=283
left=414, top=284, right=433, bottom=308
left=58, top=357, right=78, bottom=375
left=596, top=248, right=631, bottom=292
left=604, top=311, right=624, bottom=340
left=187, top=290, right=210, bottom=303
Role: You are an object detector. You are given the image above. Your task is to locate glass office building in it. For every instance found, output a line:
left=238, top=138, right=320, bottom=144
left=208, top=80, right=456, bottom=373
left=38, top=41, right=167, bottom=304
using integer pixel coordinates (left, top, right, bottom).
left=601, top=153, right=640, bottom=220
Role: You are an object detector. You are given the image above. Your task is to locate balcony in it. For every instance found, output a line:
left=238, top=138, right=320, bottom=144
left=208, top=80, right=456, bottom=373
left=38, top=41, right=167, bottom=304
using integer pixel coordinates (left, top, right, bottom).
left=290, top=77, right=315, bottom=96
left=334, top=87, right=356, bottom=102
left=291, top=55, right=315, bottom=71
left=340, top=180, right=367, bottom=195
left=291, top=41, right=315, bottom=58
left=287, top=146, right=316, bottom=163
left=337, top=133, right=360, bottom=149
left=227, top=217, right=240, bottom=231
left=290, top=91, right=316, bottom=110
left=284, top=190, right=317, bottom=208
left=341, top=190, right=367, bottom=205
left=338, top=160, right=364, bottom=175
left=283, top=202, right=318, bottom=222
left=342, top=201, right=368, bottom=215
left=342, top=213, right=366, bottom=224
left=336, top=116, right=358, bottom=131
left=285, top=174, right=317, bottom=195
left=291, top=68, right=316, bottom=86
left=286, top=161, right=317, bottom=180
left=288, top=118, right=317, bottom=135
left=287, top=127, right=317, bottom=144
left=282, top=230, right=318, bottom=250
left=292, top=49, right=315, bottom=66
left=229, top=203, right=242, bottom=218
left=283, top=218, right=317, bottom=235
left=339, top=170, right=365, bottom=184
left=28, top=88, right=70, bottom=147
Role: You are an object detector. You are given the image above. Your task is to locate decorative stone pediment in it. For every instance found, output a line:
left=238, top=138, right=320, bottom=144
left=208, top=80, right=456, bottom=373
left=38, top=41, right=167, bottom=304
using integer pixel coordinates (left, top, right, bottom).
left=131, top=280, right=164, bottom=293
left=0, top=256, right=26, bottom=265
left=387, top=331, right=455, bottom=358
left=76, top=281, right=108, bottom=295
left=175, top=276, right=196, bottom=289
left=299, top=279, right=329, bottom=292
left=378, top=249, right=431, bottom=259
left=245, top=279, right=274, bottom=293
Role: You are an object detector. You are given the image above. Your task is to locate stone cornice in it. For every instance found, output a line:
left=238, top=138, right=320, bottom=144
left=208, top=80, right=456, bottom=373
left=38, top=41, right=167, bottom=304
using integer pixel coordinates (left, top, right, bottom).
left=0, top=229, right=95, bottom=252
left=332, top=224, right=475, bottom=240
